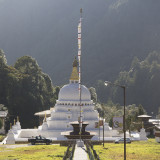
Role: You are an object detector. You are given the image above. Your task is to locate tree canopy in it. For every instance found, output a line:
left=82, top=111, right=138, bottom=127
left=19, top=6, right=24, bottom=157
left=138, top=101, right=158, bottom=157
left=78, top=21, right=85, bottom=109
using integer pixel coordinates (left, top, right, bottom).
left=0, top=51, right=57, bottom=128
left=94, top=51, right=160, bottom=117
left=112, top=51, right=160, bottom=115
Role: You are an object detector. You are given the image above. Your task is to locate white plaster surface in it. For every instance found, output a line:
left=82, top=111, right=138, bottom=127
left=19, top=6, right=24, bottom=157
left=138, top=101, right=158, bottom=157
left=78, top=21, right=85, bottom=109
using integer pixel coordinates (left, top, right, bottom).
left=6, top=130, right=15, bottom=144
left=139, top=128, right=148, bottom=140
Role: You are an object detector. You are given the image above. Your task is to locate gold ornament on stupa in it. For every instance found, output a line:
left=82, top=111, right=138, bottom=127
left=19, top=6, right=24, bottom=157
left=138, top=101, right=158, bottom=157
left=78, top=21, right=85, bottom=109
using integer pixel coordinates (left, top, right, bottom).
left=70, top=57, right=79, bottom=81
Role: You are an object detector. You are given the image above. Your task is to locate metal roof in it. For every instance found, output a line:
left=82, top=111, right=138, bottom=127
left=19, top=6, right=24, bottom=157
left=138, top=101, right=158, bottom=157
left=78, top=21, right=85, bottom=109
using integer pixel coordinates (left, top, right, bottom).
left=155, top=125, right=160, bottom=130
left=138, top=115, right=152, bottom=118
left=0, top=111, right=8, bottom=118
left=34, top=108, right=54, bottom=116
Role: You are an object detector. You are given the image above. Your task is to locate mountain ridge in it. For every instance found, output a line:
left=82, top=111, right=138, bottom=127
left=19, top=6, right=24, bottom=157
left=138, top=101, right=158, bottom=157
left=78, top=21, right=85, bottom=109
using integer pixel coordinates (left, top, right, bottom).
left=0, top=0, right=160, bottom=86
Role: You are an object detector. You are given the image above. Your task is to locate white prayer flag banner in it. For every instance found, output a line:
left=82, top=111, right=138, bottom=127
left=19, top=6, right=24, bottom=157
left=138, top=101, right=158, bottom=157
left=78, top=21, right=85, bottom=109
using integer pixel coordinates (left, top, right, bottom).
left=113, top=117, right=123, bottom=130
left=78, top=40, right=81, bottom=44
left=78, top=50, right=81, bottom=56
left=78, top=15, right=82, bottom=134
left=78, top=34, right=81, bottom=39
left=78, top=24, right=81, bottom=33
left=78, top=44, right=81, bottom=50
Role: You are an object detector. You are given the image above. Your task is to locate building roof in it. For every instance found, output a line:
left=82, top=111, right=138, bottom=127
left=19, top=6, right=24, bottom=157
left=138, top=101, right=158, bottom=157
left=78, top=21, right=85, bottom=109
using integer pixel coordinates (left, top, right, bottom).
left=149, top=119, right=160, bottom=125
left=138, top=115, right=152, bottom=118
left=34, top=108, right=54, bottom=116
left=0, top=111, right=8, bottom=118
left=155, top=125, right=160, bottom=130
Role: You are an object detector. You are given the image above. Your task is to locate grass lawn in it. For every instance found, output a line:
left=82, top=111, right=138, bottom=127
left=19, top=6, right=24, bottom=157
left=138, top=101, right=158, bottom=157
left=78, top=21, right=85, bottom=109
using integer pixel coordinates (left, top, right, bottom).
left=94, top=139, right=160, bottom=160
left=0, top=144, right=67, bottom=160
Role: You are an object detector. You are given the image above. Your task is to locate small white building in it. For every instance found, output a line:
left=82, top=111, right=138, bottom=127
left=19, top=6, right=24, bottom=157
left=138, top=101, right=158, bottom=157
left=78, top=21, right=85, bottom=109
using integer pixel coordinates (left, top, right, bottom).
left=34, top=108, right=54, bottom=125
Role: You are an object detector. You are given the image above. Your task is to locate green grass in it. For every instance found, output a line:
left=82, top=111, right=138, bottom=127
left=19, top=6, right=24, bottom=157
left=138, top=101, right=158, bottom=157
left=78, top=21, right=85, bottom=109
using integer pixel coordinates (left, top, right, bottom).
left=94, top=139, right=160, bottom=160
left=0, top=144, right=67, bottom=160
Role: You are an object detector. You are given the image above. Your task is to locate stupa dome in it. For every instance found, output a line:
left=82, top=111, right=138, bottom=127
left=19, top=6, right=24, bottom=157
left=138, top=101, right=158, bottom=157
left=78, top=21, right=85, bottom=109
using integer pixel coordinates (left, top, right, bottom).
left=58, top=83, right=91, bottom=101
left=58, top=57, right=91, bottom=101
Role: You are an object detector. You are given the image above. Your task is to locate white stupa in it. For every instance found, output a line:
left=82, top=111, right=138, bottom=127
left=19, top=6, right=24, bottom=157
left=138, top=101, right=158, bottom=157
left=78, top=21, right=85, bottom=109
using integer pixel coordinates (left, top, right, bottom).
left=38, top=58, right=100, bottom=140
left=3, top=58, right=124, bottom=144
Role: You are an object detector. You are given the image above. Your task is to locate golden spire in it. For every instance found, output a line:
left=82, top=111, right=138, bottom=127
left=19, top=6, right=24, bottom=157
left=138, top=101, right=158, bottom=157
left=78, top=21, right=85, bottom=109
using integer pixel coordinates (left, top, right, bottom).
left=14, top=119, right=15, bottom=125
left=70, top=57, right=79, bottom=81
left=10, top=123, right=12, bottom=129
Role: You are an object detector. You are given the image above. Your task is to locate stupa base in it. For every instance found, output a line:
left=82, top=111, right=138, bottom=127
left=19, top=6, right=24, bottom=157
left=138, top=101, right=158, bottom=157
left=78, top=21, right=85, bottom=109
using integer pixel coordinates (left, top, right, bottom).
left=77, top=140, right=84, bottom=147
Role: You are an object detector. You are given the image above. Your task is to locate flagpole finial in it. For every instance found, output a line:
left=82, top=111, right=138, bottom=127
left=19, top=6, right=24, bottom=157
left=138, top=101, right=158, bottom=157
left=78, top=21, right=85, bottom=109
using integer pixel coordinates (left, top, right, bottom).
left=80, top=8, right=82, bottom=18
left=80, top=8, right=82, bottom=14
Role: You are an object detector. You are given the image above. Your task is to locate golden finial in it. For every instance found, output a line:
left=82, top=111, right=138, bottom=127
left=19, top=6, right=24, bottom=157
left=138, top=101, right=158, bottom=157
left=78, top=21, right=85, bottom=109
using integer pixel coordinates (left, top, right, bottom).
left=72, top=57, right=78, bottom=67
left=80, top=8, right=82, bottom=14
left=14, top=119, right=15, bottom=125
left=70, top=57, right=79, bottom=81
left=80, top=8, right=82, bottom=18
left=10, top=123, right=12, bottom=129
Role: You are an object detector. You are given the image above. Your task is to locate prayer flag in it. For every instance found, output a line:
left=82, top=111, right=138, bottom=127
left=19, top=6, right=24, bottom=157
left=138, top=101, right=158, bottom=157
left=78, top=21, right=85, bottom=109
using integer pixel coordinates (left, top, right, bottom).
left=113, top=117, right=123, bottom=130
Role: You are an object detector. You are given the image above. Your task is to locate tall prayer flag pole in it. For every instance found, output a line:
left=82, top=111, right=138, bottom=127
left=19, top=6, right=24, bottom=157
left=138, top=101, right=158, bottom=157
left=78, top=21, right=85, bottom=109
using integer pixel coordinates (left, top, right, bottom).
left=78, top=8, right=82, bottom=142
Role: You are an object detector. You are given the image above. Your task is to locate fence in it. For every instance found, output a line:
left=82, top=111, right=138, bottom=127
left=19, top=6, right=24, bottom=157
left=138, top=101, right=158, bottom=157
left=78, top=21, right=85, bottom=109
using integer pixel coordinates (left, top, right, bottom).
left=63, top=141, right=76, bottom=160
left=85, top=141, right=100, bottom=160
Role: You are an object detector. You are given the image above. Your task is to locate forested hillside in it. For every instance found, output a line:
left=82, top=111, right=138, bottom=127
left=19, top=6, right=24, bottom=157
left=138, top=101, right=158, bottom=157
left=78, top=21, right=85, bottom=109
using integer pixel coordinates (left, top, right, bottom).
left=0, top=0, right=160, bottom=85
left=0, top=50, right=57, bottom=128
left=0, top=0, right=160, bottom=117
left=96, top=51, right=160, bottom=115
left=113, top=51, right=160, bottom=115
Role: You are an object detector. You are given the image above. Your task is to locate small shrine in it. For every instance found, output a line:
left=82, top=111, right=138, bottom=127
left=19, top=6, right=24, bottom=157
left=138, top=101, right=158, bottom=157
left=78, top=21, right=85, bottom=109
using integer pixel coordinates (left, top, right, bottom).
left=61, top=121, right=96, bottom=140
